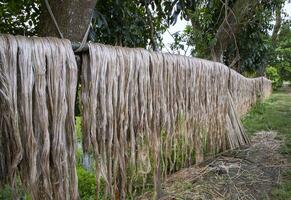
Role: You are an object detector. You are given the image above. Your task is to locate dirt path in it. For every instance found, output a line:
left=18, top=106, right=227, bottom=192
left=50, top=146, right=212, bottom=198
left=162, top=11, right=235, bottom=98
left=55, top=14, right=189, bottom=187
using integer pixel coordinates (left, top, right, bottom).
left=157, top=131, right=290, bottom=200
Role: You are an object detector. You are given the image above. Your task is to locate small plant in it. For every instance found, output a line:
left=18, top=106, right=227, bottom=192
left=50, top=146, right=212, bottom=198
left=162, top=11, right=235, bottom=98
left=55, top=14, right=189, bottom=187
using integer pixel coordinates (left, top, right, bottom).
left=0, top=185, right=13, bottom=200
left=0, top=181, right=27, bottom=200
left=77, top=167, right=97, bottom=200
left=75, top=116, right=82, bottom=143
left=266, top=66, right=283, bottom=89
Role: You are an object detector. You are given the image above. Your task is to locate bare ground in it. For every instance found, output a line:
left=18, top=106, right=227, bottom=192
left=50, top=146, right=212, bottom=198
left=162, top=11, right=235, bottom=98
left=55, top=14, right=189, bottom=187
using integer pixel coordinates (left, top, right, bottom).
left=157, top=131, right=291, bottom=200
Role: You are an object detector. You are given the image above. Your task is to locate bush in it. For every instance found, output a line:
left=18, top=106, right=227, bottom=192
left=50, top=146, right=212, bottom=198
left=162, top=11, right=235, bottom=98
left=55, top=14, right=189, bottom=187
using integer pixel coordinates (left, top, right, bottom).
left=0, top=183, right=27, bottom=200
left=266, top=66, right=283, bottom=89
left=77, top=166, right=107, bottom=199
left=77, top=167, right=96, bottom=200
left=0, top=185, right=13, bottom=200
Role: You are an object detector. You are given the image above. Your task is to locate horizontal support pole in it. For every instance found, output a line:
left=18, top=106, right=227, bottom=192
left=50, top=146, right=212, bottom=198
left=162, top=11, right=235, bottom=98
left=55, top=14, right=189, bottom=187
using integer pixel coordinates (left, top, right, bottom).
left=71, top=42, right=89, bottom=52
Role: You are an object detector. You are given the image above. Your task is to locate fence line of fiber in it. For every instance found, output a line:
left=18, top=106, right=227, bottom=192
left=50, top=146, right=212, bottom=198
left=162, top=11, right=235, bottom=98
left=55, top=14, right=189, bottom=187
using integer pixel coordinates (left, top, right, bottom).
left=81, top=43, right=272, bottom=199
left=0, top=35, right=272, bottom=199
left=229, top=70, right=272, bottom=116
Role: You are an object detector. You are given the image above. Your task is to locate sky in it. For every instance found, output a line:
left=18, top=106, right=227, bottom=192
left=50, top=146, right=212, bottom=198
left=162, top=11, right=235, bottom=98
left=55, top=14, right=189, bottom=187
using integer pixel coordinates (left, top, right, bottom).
left=162, top=1, right=291, bottom=55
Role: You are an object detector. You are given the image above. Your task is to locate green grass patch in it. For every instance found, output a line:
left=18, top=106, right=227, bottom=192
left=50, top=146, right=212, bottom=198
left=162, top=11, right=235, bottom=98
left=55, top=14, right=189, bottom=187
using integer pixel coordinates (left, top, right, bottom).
left=242, top=90, right=291, bottom=137
left=242, top=87, right=291, bottom=198
left=271, top=170, right=291, bottom=200
left=242, top=89, right=291, bottom=157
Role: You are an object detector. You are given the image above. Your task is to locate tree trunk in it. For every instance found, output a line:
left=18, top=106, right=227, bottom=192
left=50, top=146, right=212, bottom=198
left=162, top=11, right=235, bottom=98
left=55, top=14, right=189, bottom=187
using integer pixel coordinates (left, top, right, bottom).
left=39, top=0, right=97, bottom=42
left=271, top=8, right=282, bottom=43
left=210, top=0, right=256, bottom=63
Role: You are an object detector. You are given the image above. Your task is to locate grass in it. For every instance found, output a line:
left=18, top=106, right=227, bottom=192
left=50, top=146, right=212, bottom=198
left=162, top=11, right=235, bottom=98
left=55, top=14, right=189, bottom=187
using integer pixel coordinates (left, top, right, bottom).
left=242, top=92, right=291, bottom=136
left=76, top=116, right=82, bottom=143
left=242, top=86, right=291, bottom=199
left=271, top=170, right=291, bottom=200
left=242, top=88, right=291, bottom=156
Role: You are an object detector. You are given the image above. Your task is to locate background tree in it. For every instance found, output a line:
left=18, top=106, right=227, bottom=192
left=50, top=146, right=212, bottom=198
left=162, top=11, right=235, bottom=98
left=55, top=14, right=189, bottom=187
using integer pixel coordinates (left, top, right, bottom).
left=0, top=0, right=40, bottom=36
left=0, top=0, right=166, bottom=49
left=157, top=0, right=286, bottom=74
left=0, top=0, right=289, bottom=77
left=89, top=0, right=166, bottom=49
left=0, top=0, right=97, bottom=41
left=268, top=21, right=291, bottom=82
left=39, top=0, right=97, bottom=41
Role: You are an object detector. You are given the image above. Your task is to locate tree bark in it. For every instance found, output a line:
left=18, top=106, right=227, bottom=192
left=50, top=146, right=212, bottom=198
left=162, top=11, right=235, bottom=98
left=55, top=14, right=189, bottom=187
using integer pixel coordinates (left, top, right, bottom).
left=39, top=0, right=97, bottom=42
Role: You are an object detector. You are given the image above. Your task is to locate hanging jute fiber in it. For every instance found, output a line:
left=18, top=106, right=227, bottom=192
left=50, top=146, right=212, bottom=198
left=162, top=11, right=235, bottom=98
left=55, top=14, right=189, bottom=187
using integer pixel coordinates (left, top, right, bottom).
left=0, top=35, right=78, bottom=200
left=0, top=33, right=272, bottom=199
left=229, top=70, right=272, bottom=116
left=81, top=43, right=272, bottom=199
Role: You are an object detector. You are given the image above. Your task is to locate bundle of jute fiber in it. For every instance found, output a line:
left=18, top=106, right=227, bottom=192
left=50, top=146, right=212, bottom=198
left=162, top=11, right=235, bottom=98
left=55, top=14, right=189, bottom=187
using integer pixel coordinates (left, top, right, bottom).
left=0, top=35, right=78, bottom=199
left=229, top=70, right=272, bottom=116
left=229, top=71, right=259, bottom=116
left=261, top=77, right=272, bottom=99
left=81, top=43, right=271, bottom=199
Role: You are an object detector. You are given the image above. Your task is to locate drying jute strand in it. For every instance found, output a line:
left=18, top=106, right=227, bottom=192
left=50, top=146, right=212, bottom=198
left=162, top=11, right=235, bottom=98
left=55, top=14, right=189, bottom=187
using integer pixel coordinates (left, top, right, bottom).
left=0, top=35, right=78, bottom=200
left=81, top=43, right=272, bottom=199
left=0, top=34, right=272, bottom=199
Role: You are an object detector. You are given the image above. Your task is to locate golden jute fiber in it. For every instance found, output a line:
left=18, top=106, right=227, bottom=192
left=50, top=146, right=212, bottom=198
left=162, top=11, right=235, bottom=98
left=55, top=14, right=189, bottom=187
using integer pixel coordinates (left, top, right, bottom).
left=0, top=35, right=78, bottom=200
left=81, top=43, right=272, bottom=199
left=0, top=34, right=272, bottom=199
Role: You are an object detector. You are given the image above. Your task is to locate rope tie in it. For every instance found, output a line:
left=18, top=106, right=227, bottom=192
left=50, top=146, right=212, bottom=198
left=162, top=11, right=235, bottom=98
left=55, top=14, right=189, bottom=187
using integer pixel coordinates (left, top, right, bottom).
left=75, top=17, right=92, bottom=52
left=44, top=0, right=64, bottom=39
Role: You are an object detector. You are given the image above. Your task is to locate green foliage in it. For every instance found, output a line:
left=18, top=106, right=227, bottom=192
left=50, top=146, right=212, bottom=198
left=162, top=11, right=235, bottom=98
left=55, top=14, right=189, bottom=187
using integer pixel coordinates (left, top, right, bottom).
left=242, top=88, right=291, bottom=156
left=90, top=0, right=167, bottom=49
left=242, top=89, right=291, bottom=136
left=271, top=170, right=291, bottom=199
left=0, top=185, right=13, bottom=200
left=77, top=167, right=97, bottom=200
left=158, top=0, right=285, bottom=74
left=169, top=28, right=191, bottom=55
left=178, top=0, right=225, bottom=59
left=269, top=21, right=291, bottom=81
left=0, top=0, right=287, bottom=74
left=77, top=167, right=108, bottom=199
left=0, top=181, right=27, bottom=200
left=266, top=66, right=283, bottom=89
left=0, top=0, right=166, bottom=49
left=0, top=0, right=40, bottom=35
left=222, top=0, right=284, bottom=73
left=76, top=116, right=82, bottom=143
left=76, top=147, right=83, bottom=167
left=242, top=87, right=291, bottom=198
left=75, top=116, right=83, bottom=166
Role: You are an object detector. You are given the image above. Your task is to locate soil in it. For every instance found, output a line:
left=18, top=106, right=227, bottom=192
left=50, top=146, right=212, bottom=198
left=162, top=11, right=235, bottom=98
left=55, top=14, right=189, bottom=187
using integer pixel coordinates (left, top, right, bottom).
left=157, top=131, right=290, bottom=200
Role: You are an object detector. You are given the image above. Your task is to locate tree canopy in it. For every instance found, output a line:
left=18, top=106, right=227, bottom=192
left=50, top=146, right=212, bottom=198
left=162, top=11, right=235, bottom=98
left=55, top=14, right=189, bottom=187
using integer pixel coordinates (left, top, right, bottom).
left=0, top=0, right=290, bottom=79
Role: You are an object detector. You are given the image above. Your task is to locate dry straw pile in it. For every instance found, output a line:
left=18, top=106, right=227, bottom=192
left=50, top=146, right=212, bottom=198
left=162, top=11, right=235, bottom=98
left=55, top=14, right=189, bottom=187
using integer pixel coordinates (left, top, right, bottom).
left=0, top=35, right=78, bottom=199
left=81, top=43, right=272, bottom=199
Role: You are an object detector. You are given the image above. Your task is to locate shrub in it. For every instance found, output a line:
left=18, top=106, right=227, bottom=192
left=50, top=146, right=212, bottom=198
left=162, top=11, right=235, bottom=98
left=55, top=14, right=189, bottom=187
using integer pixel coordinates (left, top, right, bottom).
left=77, top=167, right=96, bottom=200
left=266, top=66, right=283, bottom=89
left=0, top=185, right=13, bottom=200
left=0, top=183, right=27, bottom=200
